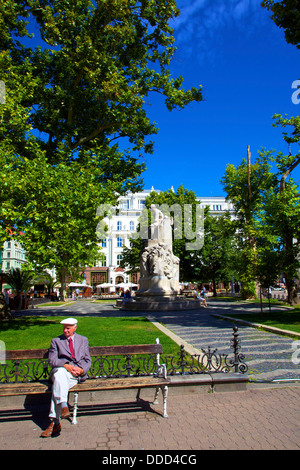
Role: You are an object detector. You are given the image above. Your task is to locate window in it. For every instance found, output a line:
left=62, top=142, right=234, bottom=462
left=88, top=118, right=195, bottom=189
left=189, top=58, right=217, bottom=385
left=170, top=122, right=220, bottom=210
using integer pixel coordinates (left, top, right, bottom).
left=6, top=252, right=10, bottom=258
left=117, top=254, right=123, bottom=265
left=99, top=256, right=106, bottom=267
left=129, top=221, right=134, bottom=231
left=102, top=238, right=107, bottom=248
left=117, top=221, right=122, bottom=231
left=117, top=237, right=124, bottom=247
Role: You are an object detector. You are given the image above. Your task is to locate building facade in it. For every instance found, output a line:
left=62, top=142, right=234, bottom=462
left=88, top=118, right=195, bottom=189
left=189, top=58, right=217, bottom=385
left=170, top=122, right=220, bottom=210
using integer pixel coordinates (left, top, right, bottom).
left=1, top=239, right=26, bottom=272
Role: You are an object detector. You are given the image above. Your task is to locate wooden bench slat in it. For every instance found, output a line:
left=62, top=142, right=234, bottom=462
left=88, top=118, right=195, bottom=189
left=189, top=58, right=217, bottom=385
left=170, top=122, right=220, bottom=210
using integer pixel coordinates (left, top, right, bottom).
left=70, top=376, right=169, bottom=392
left=89, top=344, right=163, bottom=356
left=0, top=382, right=50, bottom=396
left=0, top=376, right=169, bottom=396
left=5, top=344, right=163, bottom=360
left=5, top=349, right=49, bottom=360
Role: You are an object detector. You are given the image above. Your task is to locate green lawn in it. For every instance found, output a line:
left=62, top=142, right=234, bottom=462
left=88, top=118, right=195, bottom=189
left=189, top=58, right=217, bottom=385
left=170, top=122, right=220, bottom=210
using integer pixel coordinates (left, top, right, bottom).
left=211, top=297, right=300, bottom=334
left=0, top=316, right=180, bottom=355
left=223, top=309, right=300, bottom=334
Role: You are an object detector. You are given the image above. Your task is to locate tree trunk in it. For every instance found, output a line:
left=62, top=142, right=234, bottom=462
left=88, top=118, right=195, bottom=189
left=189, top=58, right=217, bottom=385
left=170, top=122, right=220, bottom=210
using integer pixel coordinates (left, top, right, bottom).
left=58, top=267, right=67, bottom=302
left=284, top=234, right=299, bottom=305
left=212, top=276, right=217, bottom=297
left=0, top=293, right=13, bottom=320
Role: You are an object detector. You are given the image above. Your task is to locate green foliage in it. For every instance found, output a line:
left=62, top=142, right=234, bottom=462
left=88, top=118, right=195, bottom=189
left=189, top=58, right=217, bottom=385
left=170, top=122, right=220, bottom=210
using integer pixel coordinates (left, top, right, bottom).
left=121, top=236, right=142, bottom=274
left=0, top=1, right=202, bottom=291
left=221, top=115, right=300, bottom=302
left=199, top=210, right=237, bottom=294
left=4, top=267, right=39, bottom=292
left=221, top=151, right=274, bottom=298
left=1, top=0, right=202, bottom=169
left=261, top=0, right=300, bottom=48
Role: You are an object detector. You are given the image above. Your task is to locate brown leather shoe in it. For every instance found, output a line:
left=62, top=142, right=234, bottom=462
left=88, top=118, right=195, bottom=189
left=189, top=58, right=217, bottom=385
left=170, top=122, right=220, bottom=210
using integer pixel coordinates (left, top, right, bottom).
left=40, top=421, right=61, bottom=438
left=61, top=406, right=70, bottom=419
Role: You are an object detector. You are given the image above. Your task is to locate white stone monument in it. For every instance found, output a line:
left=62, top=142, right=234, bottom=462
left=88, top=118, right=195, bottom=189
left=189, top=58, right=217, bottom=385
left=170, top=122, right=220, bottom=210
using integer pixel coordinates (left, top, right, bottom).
left=117, top=205, right=203, bottom=311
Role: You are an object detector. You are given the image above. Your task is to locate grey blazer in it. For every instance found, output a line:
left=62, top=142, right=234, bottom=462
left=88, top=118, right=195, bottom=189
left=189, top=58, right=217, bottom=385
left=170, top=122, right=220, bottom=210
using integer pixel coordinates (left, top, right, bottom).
left=48, top=333, right=92, bottom=382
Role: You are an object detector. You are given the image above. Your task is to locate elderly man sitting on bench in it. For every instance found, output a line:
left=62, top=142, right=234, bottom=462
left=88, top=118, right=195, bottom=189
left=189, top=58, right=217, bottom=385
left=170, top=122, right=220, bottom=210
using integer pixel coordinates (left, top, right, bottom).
left=41, top=318, right=92, bottom=438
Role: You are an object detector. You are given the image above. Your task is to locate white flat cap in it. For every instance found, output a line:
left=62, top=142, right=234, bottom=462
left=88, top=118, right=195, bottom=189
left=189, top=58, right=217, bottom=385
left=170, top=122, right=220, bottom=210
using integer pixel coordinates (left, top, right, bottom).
left=60, top=318, right=78, bottom=325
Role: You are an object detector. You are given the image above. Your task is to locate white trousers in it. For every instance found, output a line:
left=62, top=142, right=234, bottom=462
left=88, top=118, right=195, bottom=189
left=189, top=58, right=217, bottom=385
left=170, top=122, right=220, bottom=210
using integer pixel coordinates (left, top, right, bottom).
left=49, top=367, right=78, bottom=419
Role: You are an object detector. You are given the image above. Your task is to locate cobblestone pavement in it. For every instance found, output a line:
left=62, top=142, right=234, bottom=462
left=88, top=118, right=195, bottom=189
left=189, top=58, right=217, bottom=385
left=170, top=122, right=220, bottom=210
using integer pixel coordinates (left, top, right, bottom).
left=151, top=303, right=300, bottom=383
left=0, top=386, right=299, bottom=450
left=2, top=299, right=299, bottom=451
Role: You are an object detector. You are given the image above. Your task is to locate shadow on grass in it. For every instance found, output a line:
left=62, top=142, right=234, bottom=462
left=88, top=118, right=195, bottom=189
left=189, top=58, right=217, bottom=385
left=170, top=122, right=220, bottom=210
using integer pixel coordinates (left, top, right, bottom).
left=0, top=317, right=58, bottom=332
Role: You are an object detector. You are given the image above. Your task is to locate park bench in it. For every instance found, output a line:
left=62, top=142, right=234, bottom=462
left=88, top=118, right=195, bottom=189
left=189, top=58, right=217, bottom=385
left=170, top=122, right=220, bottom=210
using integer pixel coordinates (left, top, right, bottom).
left=0, top=342, right=170, bottom=423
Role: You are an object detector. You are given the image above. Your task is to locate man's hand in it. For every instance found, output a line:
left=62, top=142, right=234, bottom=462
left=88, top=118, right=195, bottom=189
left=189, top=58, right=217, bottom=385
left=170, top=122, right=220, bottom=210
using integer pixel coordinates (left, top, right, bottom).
left=64, top=363, right=84, bottom=377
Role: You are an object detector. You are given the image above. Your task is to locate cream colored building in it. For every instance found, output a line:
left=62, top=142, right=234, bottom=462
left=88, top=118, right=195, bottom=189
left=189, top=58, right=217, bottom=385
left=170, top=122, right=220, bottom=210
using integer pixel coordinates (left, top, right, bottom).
left=1, top=239, right=26, bottom=272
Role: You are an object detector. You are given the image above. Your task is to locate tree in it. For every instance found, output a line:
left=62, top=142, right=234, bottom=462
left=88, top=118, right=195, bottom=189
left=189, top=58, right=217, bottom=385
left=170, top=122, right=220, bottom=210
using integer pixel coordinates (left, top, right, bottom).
left=0, top=0, right=202, bottom=185
left=4, top=267, right=38, bottom=293
left=1, top=1, right=202, bottom=163
left=120, top=236, right=142, bottom=275
left=198, top=210, right=237, bottom=296
left=222, top=117, right=300, bottom=303
left=12, top=156, right=121, bottom=299
left=261, top=0, right=300, bottom=48
left=261, top=116, right=300, bottom=303
left=221, top=149, right=275, bottom=298
left=1, top=1, right=203, bottom=291
left=261, top=2, right=300, bottom=303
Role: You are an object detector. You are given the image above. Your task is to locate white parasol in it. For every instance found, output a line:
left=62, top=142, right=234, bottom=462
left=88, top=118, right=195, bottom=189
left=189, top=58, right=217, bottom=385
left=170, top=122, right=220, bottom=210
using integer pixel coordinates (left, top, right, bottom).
left=116, top=282, right=138, bottom=288
left=96, top=282, right=114, bottom=288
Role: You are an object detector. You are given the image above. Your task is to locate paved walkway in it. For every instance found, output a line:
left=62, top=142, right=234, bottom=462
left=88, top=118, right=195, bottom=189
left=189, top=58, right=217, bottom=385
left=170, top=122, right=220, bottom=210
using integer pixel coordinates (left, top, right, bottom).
left=1, top=299, right=299, bottom=451
left=0, top=386, right=299, bottom=450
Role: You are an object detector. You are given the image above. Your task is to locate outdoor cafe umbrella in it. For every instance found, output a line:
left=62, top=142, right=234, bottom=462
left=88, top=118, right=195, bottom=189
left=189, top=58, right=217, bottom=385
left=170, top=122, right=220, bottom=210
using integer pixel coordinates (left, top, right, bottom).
left=68, top=282, right=92, bottom=288
left=115, top=282, right=138, bottom=288
left=96, top=282, right=114, bottom=288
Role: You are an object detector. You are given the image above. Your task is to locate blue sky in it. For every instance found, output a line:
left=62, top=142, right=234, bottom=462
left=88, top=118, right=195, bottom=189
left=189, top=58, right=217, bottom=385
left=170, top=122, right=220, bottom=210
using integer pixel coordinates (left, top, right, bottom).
left=141, top=0, right=300, bottom=197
